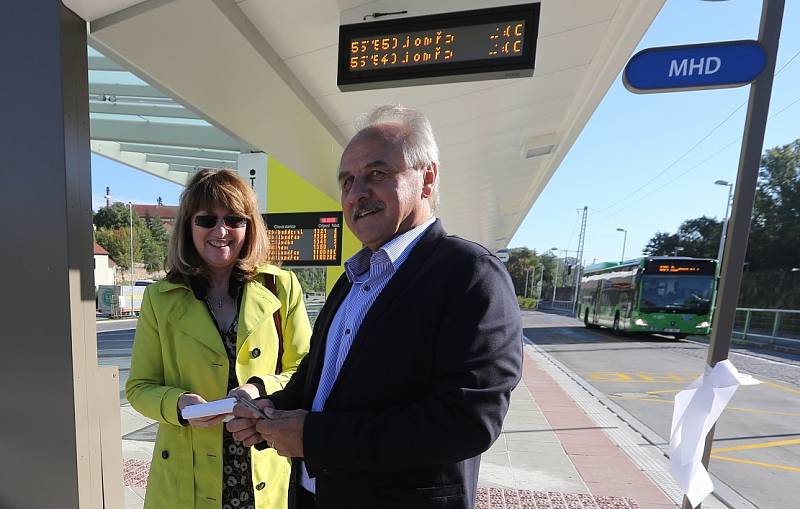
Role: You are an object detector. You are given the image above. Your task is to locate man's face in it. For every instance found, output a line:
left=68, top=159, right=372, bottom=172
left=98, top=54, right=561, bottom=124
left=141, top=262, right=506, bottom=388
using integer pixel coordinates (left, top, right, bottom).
left=338, top=125, right=435, bottom=251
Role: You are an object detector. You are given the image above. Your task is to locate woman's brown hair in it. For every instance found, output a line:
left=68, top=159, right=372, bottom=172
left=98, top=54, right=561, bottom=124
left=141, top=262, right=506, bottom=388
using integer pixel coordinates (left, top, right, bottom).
left=166, top=168, right=270, bottom=282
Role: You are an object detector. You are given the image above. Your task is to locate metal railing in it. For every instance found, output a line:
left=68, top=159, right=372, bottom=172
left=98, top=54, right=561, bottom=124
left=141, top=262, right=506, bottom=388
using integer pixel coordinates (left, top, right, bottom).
left=537, top=300, right=575, bottom=313
left=731, top=308, right=800, bottom=347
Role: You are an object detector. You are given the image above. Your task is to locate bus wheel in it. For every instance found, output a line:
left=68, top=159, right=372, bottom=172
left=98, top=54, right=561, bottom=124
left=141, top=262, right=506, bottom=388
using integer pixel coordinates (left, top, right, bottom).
left=613, top=316, right=625, bottom=337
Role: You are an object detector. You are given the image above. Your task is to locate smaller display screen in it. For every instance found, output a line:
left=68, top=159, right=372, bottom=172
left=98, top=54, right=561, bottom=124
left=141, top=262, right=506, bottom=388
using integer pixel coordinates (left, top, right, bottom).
left=644, top=259, right=716, bottom=275
left=264, top=212, right=343, bottom=267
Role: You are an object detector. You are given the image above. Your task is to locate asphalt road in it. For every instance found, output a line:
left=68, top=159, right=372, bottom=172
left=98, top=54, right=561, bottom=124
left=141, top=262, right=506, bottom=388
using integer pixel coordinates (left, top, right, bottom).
left=97, top=321, right=136, bottom=399
left=523, top=309, right=800, bottom=509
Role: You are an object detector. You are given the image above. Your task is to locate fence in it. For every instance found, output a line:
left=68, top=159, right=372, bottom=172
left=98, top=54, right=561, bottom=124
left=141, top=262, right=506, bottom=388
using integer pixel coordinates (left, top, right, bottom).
left=732, top=308, right=800, bottom=348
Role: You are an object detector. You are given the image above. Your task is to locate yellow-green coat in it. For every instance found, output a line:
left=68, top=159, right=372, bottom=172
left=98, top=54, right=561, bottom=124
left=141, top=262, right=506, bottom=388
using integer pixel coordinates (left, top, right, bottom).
left=126, top=265, right=311, bottom=509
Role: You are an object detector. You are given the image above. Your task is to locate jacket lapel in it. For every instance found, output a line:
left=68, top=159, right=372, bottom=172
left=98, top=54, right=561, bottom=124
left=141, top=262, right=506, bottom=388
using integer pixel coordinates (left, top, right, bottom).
left=237, top=276, right=282, bottom=354
left=326, top=220, right=446, bottom=401
left=169, top=289, right=227, bottom=356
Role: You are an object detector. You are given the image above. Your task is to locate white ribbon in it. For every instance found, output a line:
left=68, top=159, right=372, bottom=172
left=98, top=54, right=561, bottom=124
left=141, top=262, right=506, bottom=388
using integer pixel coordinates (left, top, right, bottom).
left=669, top=359, right=760, bottom=507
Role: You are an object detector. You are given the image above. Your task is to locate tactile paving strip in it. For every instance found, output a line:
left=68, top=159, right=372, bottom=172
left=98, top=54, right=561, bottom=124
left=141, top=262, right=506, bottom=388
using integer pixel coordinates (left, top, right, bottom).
left=122, top=458, right=150, bottom=489
left=475, top=488, right=640, bottom=509
left=123, top=460, right=639, bottom=507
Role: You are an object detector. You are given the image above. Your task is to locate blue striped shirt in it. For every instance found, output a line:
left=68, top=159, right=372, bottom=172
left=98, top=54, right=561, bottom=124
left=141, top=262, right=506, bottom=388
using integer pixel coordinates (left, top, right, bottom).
left=301, top=215, right=436, bottom=492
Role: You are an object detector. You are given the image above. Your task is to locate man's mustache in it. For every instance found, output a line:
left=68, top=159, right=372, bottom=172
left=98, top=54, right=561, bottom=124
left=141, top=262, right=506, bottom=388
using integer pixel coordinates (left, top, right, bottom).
left=352, top=201, right=386, bottom=220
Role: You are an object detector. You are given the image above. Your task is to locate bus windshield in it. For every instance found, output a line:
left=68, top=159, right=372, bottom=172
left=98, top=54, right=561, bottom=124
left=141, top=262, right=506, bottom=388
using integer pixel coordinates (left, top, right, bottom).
left=639, top=275, right=714, bottom=314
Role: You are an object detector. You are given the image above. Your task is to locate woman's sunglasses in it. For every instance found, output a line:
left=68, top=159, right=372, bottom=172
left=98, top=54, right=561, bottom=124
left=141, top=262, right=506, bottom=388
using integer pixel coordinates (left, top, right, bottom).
left=193, top=214, right=248, bottom=229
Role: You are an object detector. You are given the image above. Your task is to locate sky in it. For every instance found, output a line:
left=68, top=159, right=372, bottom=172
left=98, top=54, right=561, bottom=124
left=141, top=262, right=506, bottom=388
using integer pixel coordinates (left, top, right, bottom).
left=91, top=0, right=800, bottom=264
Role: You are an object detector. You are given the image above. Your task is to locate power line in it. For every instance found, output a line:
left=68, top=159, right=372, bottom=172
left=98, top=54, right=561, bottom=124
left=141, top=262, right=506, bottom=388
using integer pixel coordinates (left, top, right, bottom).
left=589, top=91, right=800, bottom=226
left=591, top=46, right=800, bottom=217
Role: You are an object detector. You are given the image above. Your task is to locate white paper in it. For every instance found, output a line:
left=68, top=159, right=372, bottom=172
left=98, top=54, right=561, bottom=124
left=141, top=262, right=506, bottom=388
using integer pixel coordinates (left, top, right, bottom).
left=669, top=359, right=761, bottom=506
left=181, top=397, right=237, bottom=420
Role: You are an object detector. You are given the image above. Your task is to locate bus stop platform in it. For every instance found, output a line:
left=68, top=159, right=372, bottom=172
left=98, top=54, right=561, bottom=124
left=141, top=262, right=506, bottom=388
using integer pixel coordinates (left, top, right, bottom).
left=118, top=344, right=710, bottom=509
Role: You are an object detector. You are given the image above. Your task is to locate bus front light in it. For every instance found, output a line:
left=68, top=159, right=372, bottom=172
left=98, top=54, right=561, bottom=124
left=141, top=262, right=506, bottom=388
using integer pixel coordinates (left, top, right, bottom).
left=634, top=318, right=649, bottom=327
left=695, top=321, right=711, bottom=328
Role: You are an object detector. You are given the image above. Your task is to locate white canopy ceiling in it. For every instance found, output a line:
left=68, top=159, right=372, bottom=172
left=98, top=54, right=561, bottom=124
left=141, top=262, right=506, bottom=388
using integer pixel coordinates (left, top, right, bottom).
left=69, top=0, right=664, bottom=251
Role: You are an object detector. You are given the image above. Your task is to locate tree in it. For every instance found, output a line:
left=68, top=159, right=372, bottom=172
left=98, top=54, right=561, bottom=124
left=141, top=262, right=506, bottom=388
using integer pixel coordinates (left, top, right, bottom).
left=93, top=202, right=132, bottom=230
left=95, top=228, right=133, bottom=270
left=506, top=247, right=560, bottom=299
left=148, top=215, right=170, bottom=245
left=643, top=138, right=800, bottom=271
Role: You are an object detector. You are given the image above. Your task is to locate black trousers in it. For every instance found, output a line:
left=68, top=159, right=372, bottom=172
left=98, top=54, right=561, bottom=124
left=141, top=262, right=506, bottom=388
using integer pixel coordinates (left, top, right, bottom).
left=296, top=486, right=316, bottom=509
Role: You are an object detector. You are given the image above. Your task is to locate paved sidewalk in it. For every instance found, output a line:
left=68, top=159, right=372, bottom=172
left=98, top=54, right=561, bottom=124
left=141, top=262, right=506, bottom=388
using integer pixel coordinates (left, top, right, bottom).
left=120, top=345, right=685, bottom=508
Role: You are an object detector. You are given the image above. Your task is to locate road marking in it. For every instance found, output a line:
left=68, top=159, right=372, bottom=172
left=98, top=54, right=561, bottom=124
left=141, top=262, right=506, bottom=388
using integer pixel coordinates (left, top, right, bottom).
left=710, top=454, right=800, bottom=473
left=682, top=338, right=800, bottom=370
left=588, top=372, right=691, bottom=382
left=608, top=395, right=800, bottom=416
left=712, top=438, right=800, bottom=454
left=761, top=380, right=800, bottom=396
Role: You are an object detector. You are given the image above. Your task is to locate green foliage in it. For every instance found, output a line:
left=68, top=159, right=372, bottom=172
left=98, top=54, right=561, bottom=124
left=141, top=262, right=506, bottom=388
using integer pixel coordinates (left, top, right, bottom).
left=94, top=204, right=170, bottom=274
left=93, top=202, right=132, bottom=230
left=644, top=138, right=800, bottom=272
left=95, top=228, right=133, bottom=270
left=506, top=247, right=562, bottom=300
left=288, top=267, right=326, bottom=294
left=643, top=216, right=721, bottom=258
left=517, top=295, right=538, bottom=309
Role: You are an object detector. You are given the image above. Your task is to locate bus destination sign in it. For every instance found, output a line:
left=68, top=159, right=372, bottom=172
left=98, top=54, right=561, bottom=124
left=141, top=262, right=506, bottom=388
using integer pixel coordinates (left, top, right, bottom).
left=338, top=3, right=539, bottom=91
left=644, top=259, right=716, bottom=276
left=264, top=212, right=343, bottom=267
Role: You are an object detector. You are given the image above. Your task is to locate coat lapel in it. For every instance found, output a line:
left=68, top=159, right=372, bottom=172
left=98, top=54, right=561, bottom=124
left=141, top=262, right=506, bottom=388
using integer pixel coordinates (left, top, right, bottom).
left=325, top=220, right=447, bottom=401
left=237, top=276, right=281, bottom=354
left=169, top=289, right=227, bottom=356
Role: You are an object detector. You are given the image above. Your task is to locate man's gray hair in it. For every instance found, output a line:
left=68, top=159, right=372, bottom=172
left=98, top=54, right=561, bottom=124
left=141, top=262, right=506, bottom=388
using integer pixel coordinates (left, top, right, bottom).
left=354, top=104, right=441, bottom=210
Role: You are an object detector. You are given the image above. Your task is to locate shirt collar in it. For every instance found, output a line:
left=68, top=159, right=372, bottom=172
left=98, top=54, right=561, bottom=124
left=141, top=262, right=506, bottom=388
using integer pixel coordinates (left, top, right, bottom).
left=344, top=216, right=436, bottom=281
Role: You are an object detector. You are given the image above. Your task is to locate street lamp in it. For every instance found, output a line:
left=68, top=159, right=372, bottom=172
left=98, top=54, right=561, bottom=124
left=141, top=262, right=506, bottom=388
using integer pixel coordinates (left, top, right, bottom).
left=673, top=246, right=685, bottom=256
left=616, top=228, right=628, bottom=263
left=523, top=266, right=533, bottom=298
left=714, top=180, right=734, bottom=266
left=550, top=247, right=560, bottom=302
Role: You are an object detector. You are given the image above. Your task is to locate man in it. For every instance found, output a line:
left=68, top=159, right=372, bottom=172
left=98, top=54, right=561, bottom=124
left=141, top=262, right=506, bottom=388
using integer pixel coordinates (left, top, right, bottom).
left=228, top=105, right=522, bottom=509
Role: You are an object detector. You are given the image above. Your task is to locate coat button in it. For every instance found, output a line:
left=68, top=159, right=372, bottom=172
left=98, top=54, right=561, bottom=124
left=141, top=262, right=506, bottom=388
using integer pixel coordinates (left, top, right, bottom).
left=161, top=450, right=169, bottom=459
left=255, top=482, right=266, bottom=490
left=251, top=348, right=261, bottom=358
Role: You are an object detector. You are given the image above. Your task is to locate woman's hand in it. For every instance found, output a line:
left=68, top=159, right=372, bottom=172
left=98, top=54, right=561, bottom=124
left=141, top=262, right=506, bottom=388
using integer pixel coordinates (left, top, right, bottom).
left=177, top=392, right=228, bottom=428
left=227, top=383, right=262, bottom=402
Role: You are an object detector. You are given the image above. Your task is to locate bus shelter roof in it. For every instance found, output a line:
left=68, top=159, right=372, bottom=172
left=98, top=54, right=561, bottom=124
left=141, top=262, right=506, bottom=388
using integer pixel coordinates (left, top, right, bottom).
left=70, top=0, right=664, bottom=252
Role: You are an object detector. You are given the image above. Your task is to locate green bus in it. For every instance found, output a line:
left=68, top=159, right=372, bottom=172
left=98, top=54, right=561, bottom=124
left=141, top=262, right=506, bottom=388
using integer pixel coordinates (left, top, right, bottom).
left=577, top=257, right=717, bottom=337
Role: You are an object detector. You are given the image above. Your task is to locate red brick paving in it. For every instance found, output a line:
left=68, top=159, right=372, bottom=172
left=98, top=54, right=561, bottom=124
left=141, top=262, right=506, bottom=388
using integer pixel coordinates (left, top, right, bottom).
left=522, top=353, right=675, bottom=507
left=122, top=458, right=149, bottom=489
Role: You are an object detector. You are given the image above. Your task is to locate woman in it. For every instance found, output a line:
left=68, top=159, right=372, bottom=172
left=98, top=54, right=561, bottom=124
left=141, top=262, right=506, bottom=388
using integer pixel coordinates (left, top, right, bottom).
left=126, top=168, right=311, bottom=509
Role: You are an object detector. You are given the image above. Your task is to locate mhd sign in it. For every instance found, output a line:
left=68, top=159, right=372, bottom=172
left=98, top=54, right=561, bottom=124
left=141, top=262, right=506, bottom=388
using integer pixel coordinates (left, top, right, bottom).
left=624, top=40, right=766, bottom=94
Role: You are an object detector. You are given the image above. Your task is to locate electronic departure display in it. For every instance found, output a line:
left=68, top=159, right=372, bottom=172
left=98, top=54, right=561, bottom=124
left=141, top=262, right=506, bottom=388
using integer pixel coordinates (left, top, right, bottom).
left=338, top=3, right=539, bottom=91
left=264, top=212, right=343, bottom=267
left=644, top=259, right=717, bottom=276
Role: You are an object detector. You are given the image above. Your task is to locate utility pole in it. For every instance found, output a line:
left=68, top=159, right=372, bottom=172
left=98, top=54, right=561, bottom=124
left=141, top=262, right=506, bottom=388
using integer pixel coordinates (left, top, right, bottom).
left=682, top=1, right=785, bottom=508
left=572, top=207, right=588, bottom=314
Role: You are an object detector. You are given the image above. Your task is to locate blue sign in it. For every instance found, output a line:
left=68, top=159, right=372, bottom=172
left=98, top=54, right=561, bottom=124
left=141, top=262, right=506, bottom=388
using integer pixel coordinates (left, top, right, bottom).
left=624, top=40, right=766, bottom=94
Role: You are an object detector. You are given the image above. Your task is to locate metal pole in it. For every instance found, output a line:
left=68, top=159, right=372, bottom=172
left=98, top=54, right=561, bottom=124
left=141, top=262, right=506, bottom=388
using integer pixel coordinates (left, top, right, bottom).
left=537, top=264, right=544, bottom=302
left=551, top=255, right=560, bottom=302
left=524, top=267, right=530, bottom=298
left=682, top=1, right=784, bottom=507
left=716, top=183, right=733, bottom=264
left=129, top=202, right=135, bottom=315
left=621, top=230, right=627, bottom=263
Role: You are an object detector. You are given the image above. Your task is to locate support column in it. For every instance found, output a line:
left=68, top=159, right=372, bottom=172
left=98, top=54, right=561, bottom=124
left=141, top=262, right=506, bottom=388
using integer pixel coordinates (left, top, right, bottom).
left=0, top=2, right=109, bottom=507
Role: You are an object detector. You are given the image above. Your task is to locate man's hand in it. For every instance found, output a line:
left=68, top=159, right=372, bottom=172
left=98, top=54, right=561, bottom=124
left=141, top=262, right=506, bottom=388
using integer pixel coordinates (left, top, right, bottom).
left=178, top=393, right=228, bottom=428
left=256, top=408, right=308, bottom=458
left=227, top=398, right=274, bottom=447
